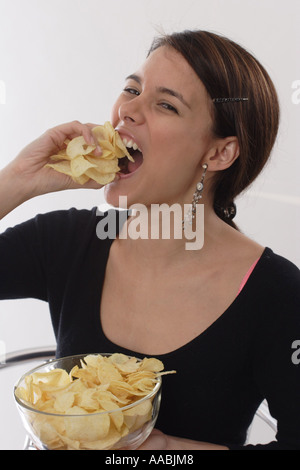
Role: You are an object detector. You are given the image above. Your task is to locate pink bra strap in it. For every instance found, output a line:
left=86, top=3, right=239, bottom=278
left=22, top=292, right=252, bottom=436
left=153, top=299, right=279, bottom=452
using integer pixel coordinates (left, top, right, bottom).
left=237, top=258, right=260, bottom=295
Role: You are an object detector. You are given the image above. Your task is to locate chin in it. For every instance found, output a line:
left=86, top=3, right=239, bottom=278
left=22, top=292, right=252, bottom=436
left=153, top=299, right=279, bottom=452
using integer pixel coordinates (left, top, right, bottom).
left=103, top=183, right=121, bottom=208
left=104, top=182, right=137, bottom=210
left=103, top=171, right=164, bottom=210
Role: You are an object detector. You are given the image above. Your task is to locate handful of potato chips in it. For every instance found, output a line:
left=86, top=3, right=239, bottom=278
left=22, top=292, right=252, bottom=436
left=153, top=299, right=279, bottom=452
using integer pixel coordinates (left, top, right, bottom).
left=15, top=353, right=175, bottom=450
left=45, top=122, right=134, bottom=185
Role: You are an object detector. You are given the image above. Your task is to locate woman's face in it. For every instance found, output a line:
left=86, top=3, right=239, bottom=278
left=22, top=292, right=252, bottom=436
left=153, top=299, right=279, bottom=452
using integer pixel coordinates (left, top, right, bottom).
left=105, top=46, right=215, bottom=208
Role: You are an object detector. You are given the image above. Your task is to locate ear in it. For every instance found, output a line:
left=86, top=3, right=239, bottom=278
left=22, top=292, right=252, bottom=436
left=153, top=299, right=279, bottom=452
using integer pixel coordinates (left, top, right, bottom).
left=206, top=136, right=240, bottom=171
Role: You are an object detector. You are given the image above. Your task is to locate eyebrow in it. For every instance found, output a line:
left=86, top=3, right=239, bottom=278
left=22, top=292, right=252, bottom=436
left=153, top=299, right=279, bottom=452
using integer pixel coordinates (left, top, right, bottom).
left=125, top=74, right=142, bottom=84
left=125, top=74, right=191, bottom=109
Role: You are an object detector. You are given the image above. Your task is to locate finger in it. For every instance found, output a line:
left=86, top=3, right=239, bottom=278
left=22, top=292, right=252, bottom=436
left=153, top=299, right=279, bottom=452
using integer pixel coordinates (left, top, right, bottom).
left=137, top=429, right=167, bottom=450
left=68, top=122, right=96, bottom=146
left=85, top=122, right=100, bottom=129
left=84, top=123, right=104, bottom=154
left=93, top=145, right=103, bottom=156
left=69, top=173, right=119, bottom=190
left=81, top=179, right=104, bottom=190
left=49, top=121, right=96, bottom=147
left=65, top=178, right=103, bottom=191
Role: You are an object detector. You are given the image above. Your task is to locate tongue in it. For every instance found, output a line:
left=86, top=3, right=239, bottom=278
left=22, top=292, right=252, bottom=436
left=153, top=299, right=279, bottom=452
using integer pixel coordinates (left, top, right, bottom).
left=127, top=150, right=143, bottom=173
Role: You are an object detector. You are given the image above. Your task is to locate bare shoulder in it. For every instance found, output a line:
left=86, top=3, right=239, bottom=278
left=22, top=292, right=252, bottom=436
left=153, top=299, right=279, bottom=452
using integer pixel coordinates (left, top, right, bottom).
left=201, top=218, right=266, bottom=277
left=222, top=223, right=265, bottom=266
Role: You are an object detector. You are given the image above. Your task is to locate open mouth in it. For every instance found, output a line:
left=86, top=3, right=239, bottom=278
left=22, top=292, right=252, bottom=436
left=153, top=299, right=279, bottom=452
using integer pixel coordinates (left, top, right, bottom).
left=118, top=138, right=144, bottom=176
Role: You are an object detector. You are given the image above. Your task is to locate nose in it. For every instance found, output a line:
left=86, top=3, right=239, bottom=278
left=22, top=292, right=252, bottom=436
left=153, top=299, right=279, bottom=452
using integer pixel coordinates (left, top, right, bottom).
left=118, top=97, right=144, bottom=125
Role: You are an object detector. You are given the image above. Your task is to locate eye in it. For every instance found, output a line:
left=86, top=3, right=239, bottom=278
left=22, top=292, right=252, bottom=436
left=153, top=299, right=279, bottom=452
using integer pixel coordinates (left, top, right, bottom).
left=123, top=87, right=140, bottom=96
left=159, top=102, right=178, bottom=114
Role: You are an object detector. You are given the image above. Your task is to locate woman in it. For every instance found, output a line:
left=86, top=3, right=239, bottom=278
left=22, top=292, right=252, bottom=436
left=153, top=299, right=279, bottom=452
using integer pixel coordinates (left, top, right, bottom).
left=1, top=30, right=299, bottom=450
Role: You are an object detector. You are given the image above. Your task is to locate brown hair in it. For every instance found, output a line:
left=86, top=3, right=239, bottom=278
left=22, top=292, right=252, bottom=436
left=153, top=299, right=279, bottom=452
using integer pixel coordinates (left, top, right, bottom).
left=149, top=30, right=280, bottom=229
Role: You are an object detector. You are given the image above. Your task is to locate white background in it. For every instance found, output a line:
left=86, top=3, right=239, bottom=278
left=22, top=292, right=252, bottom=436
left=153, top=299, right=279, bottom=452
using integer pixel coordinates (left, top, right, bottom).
left=0, top=0, right=299, bottom=449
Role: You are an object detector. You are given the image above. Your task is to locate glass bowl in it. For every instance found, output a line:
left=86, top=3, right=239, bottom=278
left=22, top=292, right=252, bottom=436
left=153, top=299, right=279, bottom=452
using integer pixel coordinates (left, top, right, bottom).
left=14, top=353, right=162, bottom=450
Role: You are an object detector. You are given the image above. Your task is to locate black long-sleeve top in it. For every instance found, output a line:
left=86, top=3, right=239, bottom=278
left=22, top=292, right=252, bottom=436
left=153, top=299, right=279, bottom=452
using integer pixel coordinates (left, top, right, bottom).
left=1, top=207, right=300, bottom=449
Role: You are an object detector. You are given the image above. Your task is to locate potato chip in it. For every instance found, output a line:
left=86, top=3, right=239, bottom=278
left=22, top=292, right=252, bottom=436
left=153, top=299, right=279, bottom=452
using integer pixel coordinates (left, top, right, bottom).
left=45, top=122, right=134, bottom=185
left=76, top=389, right=100, bottom=412
left=109, top=354, right=140, bottom=374
left=83, top=425, right=123, bottom=450
left=140, top=357, right=165, bottom=372
left=54, top=392, right=75, bottom=413
left=66, top=136, right=96, bottom=160
left=45, top=160, right=73, bottom=177
left=57, top=433, right=81, bottom=450
left=64, top=408, right=110, bottom=442
left=70, top=156, right=97, bottom=177
left=99, top=400, right=124, bottom=431
left=39, top=421, right=60, bottom=444
left=85, top=169, right=116, bottom=185
left=15, top=353, right=176, bottom=450
left=123, top=399, right=152, bottom=433
left=85, top=155, right=120, bottom=173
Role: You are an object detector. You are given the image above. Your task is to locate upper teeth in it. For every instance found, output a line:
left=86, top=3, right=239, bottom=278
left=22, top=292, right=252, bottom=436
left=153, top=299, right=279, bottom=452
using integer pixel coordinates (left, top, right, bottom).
left=122, top=137, right=141, bottom=152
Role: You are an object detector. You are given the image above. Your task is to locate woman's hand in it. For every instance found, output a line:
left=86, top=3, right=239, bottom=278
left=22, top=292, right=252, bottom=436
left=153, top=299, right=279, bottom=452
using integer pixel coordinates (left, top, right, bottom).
left=11, top=120, right=104, bottom=198
left=138, top=429, right=228, bottom=450
left=0, top=121, right=106, bottom=220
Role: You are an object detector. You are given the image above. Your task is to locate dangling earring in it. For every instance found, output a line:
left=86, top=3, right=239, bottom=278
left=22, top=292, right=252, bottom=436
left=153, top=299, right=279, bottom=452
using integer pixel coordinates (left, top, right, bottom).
left=182, top=163, right=208, bottom=231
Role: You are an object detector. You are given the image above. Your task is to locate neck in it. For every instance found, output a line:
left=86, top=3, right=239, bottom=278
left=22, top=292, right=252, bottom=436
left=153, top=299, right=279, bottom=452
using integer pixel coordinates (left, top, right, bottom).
left=117, top=202, right=227, bottom=269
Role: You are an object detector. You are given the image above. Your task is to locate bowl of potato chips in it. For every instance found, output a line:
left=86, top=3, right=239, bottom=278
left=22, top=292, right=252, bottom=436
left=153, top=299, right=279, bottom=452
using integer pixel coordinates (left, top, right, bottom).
left=14, top=353, right=174, bottom=450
